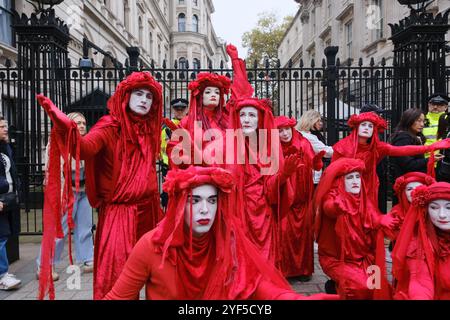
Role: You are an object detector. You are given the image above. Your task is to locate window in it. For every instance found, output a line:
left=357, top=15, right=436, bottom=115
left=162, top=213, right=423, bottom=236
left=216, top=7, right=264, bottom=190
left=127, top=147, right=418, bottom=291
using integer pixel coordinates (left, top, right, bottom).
left=192, top=15, right=199, bottom=33
left=123, top=0, right=130, bottom=30
left=178, top=57, right=187, bottom=69
left=138, top=17, right=143, bottom=43
left=311, top=8, right=316, bottom=35
left=193, top=58, right=200, bottom=70
left=0, top=0, right=13, bottom=46
left=193, top=0, right=198, bottom=6
left=158, top=44, right=162, bottom=65
left=345, top=21, right=353, bottom=59
left=327, top=0, right=332, bottom=18
left=179, top=0, right=185, bottom=4
left=178, top=13, right=186, bottom=32
left=148, top=32, right=153, bottom=57
left=370, top=0, right=384, bottom=41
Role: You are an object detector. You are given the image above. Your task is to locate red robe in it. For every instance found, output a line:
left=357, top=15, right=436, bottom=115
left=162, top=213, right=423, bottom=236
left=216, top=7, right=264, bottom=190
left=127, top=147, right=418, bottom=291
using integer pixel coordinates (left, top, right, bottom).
left=38, top=72, right=163, bottom=300
left=314, top=158, right=385, bottom=300
left=277, top=130, right=317, bottom=277
left=392, top=182, right=450, bottom=300
left=104, top=166, right=338, bottom=300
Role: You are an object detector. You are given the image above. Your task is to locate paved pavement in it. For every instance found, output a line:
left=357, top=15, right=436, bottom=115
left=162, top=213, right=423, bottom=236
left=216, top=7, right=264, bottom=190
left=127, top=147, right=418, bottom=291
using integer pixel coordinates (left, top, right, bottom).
left=0, top=239, right=392, bottom=300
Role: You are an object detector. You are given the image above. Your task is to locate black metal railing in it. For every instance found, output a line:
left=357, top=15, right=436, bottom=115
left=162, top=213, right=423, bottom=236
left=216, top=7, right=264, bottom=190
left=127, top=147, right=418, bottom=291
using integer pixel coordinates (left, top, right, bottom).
left=1, top=51, right=450, bottom=234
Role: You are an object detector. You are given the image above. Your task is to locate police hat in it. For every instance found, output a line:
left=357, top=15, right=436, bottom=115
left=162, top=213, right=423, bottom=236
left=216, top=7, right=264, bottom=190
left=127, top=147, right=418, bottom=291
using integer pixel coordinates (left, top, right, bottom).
left=170, top=98, right=189, bottom=109
left=428, top=93, right=450, bottom=105
left=360, top=103, right=386, bottom=115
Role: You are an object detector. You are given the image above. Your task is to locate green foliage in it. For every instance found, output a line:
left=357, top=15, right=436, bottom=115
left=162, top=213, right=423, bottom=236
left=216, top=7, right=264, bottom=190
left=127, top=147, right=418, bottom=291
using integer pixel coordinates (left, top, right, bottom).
left=242, top=12, right=294, bottom=68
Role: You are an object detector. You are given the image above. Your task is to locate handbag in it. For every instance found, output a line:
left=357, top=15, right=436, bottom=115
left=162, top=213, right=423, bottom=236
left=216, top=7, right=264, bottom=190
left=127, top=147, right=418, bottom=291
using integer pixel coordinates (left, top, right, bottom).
left=438, top=158, right=450, bottom=180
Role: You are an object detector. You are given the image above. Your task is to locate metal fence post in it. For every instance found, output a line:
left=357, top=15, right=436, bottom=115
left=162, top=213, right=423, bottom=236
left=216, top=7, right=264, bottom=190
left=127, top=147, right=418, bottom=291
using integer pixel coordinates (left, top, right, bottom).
left=324, top=46, right=339, bottom=145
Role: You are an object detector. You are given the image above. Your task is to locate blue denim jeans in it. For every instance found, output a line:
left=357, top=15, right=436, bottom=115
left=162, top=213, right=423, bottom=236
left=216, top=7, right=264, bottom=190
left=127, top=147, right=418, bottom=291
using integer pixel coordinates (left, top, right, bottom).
left=0, top=236, right=8, bottom=277
left=37, top=191, right=94, bottom=267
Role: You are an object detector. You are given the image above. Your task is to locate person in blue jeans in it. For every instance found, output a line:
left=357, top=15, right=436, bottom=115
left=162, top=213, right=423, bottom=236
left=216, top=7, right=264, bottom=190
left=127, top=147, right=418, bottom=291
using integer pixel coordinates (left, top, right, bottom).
left=36, top=112, right=94, bottom=281
left=0, top=116, right=21, bottom=290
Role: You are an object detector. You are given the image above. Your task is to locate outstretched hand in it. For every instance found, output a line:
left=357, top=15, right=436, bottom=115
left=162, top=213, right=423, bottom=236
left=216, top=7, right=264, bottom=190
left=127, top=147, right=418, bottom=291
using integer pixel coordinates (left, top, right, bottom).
left=312, top=150, right=326, bottom=171
left=37, top=94, right=57, bottom=114
left=36, top=94, right=73, bottom=130
left=283, top=154, right=301, bottom=177
left=226, top=44, right=239, bottom=60
left=380, top=214, right=400, bottom=231
left=432, top=138, right=450, bottom=150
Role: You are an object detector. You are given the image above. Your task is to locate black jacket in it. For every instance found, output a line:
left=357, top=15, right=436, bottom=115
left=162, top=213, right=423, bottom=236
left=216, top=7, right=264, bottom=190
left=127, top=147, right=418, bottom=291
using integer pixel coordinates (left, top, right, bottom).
left=389, top=131, right=428, bottom=183
left=0, top=142, right=20, bottom=237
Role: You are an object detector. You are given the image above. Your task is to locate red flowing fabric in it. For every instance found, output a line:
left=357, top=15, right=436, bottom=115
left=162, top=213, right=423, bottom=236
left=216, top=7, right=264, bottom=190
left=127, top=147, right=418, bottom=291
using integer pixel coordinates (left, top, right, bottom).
left=275, top=116, right=317, bottom=277
left=332, top=112, right=438, bottom=205
left=226, top=45, right=285, bottom=263
left=38, top=125, right=80, bottom=299
left=38, top=72, right=163, bottom=300
left=167, top=73, right=231, bottom=169
left=105, top=166, right=339, bottom=300
left=314, top=158, right=387, bottom=299
left=387, top=172, right=436, bottom=240
left=392, top=182, right=450, bottom=300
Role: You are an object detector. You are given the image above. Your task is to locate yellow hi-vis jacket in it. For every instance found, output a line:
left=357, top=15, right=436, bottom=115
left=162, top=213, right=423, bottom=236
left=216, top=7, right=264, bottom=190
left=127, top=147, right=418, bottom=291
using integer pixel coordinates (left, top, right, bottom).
left=423, top=112, right=444, bottom=158
left=160, top=118, right=181, bottom=166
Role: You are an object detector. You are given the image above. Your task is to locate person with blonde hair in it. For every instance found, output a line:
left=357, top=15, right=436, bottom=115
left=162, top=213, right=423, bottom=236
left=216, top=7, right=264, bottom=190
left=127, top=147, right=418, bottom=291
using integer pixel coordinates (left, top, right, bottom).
left=36, top=112, right=94, bottom=281
left=298, top=110, right=334, bottom=185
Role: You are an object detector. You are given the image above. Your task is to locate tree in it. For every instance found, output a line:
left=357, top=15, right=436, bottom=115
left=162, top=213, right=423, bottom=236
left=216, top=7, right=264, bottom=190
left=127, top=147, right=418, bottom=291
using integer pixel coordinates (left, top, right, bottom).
left=242, top=12, right=293, bottom=68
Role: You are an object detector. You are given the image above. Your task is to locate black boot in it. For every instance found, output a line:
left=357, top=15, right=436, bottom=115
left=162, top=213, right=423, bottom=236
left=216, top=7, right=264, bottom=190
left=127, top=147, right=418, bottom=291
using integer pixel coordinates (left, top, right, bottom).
left=325, top=279, right=337, bottom=294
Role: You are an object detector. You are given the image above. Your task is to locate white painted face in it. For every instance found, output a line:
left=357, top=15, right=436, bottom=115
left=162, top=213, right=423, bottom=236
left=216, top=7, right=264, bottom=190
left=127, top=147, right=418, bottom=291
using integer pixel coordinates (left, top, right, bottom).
left=240, top=106, right=259, bottom=135
left=184, top=184, right=218, bottom=237
left=358, top=121, right=374, bottom=139
left=202, top=86, right=220, bottom=108
left=428, top=199, right=450, bottom=231
left=344, top=171, right=362, bottom=195
left=405, top=181, right=424, bottom=203
left=279, top=127, right=293, bottom=143
left=129, top=89, right=153, bottom=116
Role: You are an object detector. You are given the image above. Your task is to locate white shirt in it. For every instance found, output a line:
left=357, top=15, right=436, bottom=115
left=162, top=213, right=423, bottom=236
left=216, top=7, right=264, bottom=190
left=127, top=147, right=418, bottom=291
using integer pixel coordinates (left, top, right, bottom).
left=300, top=131, right=334, bottom=184
left=1, top=153, right=13, bottom=193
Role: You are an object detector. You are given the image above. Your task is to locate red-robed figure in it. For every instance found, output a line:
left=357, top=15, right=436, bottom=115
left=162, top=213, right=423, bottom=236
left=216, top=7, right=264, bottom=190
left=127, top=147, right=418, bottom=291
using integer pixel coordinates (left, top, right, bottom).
left=36, top=72, right=163, bottom=299
left=314, top=158, right=398, bottom=299
left=392, top=182, right=450, bottom=300
left=332, top=112, right=450, bottom=205
left=275, top=116, right=324, bottom=279
left=104, top=166, right=339, bottom=300
left=226, top=45, right=302, bottom=263
left=165, top=72, right=231, bottom=169
left=386, top=172, right=436, bottom=241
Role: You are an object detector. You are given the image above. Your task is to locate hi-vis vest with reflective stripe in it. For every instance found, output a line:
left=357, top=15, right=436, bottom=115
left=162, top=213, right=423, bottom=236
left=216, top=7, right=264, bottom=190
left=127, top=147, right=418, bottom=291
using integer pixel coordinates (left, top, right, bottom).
left=423, top=112, right=443, bottom=146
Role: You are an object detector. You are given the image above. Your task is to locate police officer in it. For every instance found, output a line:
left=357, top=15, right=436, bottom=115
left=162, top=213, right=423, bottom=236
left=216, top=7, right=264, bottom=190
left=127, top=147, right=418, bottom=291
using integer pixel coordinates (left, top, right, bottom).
left=423, top=93, right=450, bottom=147
left=160, top=98, right=188, bottom=208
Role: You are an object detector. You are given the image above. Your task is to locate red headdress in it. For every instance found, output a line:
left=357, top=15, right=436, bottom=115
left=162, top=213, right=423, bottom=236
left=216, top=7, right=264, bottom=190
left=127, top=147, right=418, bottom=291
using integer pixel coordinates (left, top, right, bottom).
left=275, top=115, right=297, bottom=129
left=392, top=172, right=436, bottom=220
left=185, top=72, right=232, bottom=133
left=151, top=166, right=291, bottom=299
left=392, top=182, right=450, bottom=299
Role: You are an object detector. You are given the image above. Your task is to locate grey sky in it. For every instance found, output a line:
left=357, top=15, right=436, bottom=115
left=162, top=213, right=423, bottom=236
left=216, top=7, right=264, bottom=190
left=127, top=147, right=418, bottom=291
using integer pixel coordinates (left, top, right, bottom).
left=211, top=0, right=299, bottom=60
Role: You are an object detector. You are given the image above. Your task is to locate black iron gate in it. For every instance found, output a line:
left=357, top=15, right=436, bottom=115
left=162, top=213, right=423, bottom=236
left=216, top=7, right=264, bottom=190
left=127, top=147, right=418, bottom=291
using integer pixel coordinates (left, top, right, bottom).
left=0, top=4, right=449, bottom=235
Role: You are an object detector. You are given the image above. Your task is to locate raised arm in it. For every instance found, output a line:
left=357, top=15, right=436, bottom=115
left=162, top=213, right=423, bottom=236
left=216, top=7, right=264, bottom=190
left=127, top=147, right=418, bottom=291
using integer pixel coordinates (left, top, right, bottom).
left=37, top=94, right=108, bottom=159
left=226, top=44, right=254, bottom=101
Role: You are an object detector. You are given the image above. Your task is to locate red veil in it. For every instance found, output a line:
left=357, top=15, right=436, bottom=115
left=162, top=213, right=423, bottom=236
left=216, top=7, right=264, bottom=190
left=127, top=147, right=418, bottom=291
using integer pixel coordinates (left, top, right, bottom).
left=151, top=166, right=292, bottom=299
left=332, top=112, right=387, bottom=204
left=392, top=182, right=450, bottom=299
